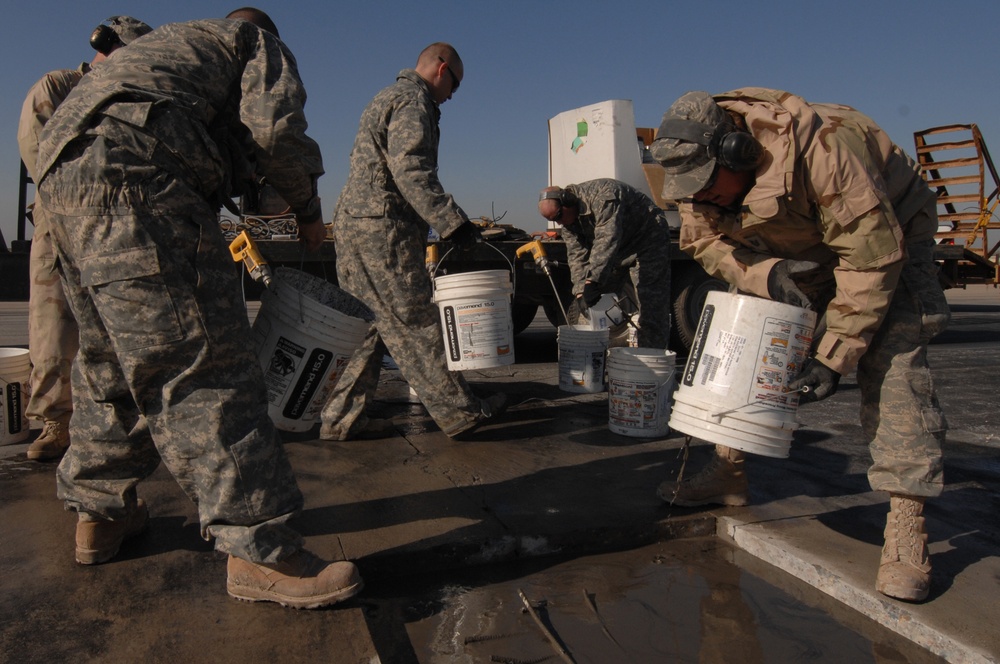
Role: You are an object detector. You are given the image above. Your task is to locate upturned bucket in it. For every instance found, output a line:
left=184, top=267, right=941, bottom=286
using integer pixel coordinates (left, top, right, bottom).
left=668, top=291, right=816, bottom=458
left=251, top=268, right=374, bottom=432
left=0, top=348, right=31, bottom=445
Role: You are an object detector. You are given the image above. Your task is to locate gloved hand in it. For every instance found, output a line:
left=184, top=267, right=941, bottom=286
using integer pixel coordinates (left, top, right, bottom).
left=582, top=281, right=602, bottom=307
left=787, top=358, right=841, bottom=404
left=447, top=221, right=482, bottom=249
left=767, top=260, right=821, bottom=310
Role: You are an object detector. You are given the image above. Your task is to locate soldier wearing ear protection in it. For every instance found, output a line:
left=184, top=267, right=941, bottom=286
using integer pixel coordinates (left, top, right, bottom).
left=538, top=179, right=672, bottom=349
left=17, top=14, right=151, bottom=464
left=652, top=88, right=950, bottom=603
left=89, top=16, right=153, bottom=56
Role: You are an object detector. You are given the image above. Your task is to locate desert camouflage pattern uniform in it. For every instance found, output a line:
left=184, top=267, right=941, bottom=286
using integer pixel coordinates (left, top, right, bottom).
left=562, top=179, right=672, bottom=349
left=35, top=18, right=326, bottom=562
left=676, top=88, right=948, bottom=497
left=321, top=69, right=482, bottom=438
left=17, top=63, right=90, bottom=423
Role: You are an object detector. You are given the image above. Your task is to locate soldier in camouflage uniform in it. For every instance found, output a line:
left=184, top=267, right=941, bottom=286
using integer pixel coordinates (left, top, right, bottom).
left=17, top=16, right=152, bottom=462
left=34, top=8, right=362, bottom=609
left=320, top=43, right=506, bottom=442
left=651, top=89, right=950, bottom=602
left=537, top=179, right=672, bottom=348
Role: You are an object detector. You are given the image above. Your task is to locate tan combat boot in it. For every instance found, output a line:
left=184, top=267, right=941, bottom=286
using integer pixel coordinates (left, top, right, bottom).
left=876, top=494, right=932, bottom=602
left=76, top=499, right=149, bottom=565
left=658, top=444, right=749, bottom=507
left=227, top=550, right=364, bottom=609
left=27, top=413, right=72, bottom=461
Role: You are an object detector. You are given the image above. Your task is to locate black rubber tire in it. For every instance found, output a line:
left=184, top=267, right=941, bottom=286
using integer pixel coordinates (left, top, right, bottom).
left=511, top=302, right=538, bottom=335
left=671, top=266, right=728, bottom=351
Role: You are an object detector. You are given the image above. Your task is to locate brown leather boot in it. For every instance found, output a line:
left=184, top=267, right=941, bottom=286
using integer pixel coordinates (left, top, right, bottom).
left=27, top=414, right=72, bottom=461
left=658, top=444, right=749, bottom=506
left=75, top=499, right=149, bottom=565
left=876, top=494, right=932, bottom=602
left=226, top=550, right=364, bottom=609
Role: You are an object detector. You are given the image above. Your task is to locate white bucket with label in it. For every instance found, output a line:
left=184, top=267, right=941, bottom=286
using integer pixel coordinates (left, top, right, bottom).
left=251, top=268, right=374, bottom=432
left=668, top=291, right=816, bottom=458
left=585, top=293, right=623, bottom=331
left=0, top=348, right=31, bottom=445
left=607, top=347, right=677, bottom=438
left=558, top=325, right=609, bottom=393
left=433, top=269, right=514, bottom=370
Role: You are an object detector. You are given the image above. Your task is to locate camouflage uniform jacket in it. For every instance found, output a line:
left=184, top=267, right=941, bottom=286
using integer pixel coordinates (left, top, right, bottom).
left=562, top=178, right=669, bottom=294
left=17, top=62, right=90, bottom=181
left=35, top=19, right=323, bottom=223
left=335, top=69, right=468, bottom=238
left=678, top=88, right=937, bottom=375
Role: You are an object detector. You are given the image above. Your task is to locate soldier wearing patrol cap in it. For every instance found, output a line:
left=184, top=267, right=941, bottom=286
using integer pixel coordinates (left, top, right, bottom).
left=18, top=15, right=152, bottom=463
left=651, top=89, right=950, bottom=603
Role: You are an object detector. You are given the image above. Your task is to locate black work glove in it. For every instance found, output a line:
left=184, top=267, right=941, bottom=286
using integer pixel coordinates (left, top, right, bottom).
left=446, top=221, right=482, bottom=249
left=582, top=281, right=602, bottom=307
left=787, top=358, right=841, bottom=404
left=767, top=260, right=820, bottom=311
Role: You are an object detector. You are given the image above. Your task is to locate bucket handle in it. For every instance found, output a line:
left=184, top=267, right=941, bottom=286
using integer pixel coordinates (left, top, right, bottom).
left=708, top=388, right=801, bottom=419
left=431, top=241, right=516, bottom=300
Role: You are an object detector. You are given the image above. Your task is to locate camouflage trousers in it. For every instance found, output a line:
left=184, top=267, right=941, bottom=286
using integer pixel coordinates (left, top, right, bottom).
left=860, top=237, right=949, bottom=497
left=38, top=140, right=304, bottom=563
left=25, top=202, right=78, bottom=422
left=629, top=250, right=672, bottom=349
left=321, top=215, right=481, bottom=437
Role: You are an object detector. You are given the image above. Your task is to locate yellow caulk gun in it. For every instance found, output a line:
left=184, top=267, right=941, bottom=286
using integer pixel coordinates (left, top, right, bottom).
left=516, top=239, right=567, bottom=323
left=229, top=230, right=274, bottom=289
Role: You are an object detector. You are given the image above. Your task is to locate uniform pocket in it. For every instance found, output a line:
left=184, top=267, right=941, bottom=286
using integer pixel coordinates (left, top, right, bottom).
left=79, top=246, right=185, bottom=351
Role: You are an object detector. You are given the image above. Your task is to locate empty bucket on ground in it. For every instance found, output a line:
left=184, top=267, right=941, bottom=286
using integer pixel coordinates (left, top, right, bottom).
left=0, top=348, right=31, bottom=446
left=558, top=325, right=609, bottom=393
left=433, top=269, right=514, bottom=371
left=252, top=268, right=374, bottom=432
left=607, top=347, right=677, bottom=438
left=668, top=291, right=816, bottom=458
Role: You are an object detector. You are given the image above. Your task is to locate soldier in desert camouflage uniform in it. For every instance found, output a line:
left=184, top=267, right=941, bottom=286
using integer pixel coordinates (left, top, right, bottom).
left=34, top=8, right=362, bottom=609
left=17, top=16, right=152, bottom=462
left=651, top=89, right=950, bottom=602
left=537, top=179, right=672, bottom=348
left=320, top=43, right=506, bottom=442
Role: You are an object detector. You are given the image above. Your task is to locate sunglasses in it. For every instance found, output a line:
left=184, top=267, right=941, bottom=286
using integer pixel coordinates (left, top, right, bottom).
left=438, top=56, right=460, bottom=93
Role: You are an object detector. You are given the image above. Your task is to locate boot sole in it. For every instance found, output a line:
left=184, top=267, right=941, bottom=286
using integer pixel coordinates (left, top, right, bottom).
left=659, top=488, right=749, bottom=507
left=227, top=579, right=364, bottom=609
left=26, top=448, right=68, bottom=461
left=876, top=580, right=929, bottom=602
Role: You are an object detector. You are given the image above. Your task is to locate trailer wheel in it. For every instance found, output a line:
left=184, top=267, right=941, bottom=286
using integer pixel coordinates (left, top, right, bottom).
left=511, top=302, right=538, bottom=335
left=672, top=268, right=728, bottom=351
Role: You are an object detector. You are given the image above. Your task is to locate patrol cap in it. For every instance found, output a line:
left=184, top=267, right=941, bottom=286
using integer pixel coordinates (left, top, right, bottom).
left=650, top=91, right=726, bottom=200
left=105, top=16, right=153, bottom=44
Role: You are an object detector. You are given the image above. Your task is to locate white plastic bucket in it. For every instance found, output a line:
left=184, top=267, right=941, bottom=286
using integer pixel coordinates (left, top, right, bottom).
left=607, top=347, right=677, bottom=438
left=668, top=291, right=816, bottom=458
left=0, top=348, right=31, bottom=445
left=557, top=325, right=609, bottom=393
left=585, top=293, right=623, bottom=331
left=433, top=269, right=514, bottom=370
left=251, top=268, right=374, bottom=432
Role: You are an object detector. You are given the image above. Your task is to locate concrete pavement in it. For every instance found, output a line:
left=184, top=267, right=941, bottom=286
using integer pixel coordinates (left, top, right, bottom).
left=1, top=286, right=998, bottom=662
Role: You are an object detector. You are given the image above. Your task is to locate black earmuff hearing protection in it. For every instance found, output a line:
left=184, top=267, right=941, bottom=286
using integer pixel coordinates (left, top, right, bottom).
left=538, top=189, right=577, bottom=207
left=657, top=118, right=764, bottom=171
left=90, top=22, right=123, bottom=56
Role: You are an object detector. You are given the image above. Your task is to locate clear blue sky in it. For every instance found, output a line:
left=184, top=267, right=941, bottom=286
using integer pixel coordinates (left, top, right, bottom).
left=3, top=0, right=999, bottom=246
